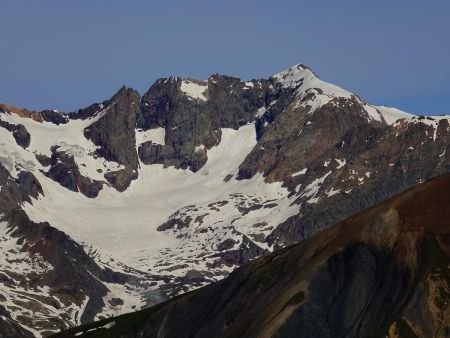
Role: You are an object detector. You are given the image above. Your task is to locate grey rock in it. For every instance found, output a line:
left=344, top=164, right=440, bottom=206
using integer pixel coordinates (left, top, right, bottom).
left=0, top=120, right=30, bottom=149
left=45, top=147, right=103, bottom=198
left=84, top=86, right=140, bottom=190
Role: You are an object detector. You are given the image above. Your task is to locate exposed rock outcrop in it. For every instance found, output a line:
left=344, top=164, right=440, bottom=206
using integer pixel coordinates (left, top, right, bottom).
left=84, top=86, right=140, bottom=190
left=0, top=119, right=30, bottom=148
left=45, top=146, right=103, bottom=198
left=137, top=75, right=270, bottom=171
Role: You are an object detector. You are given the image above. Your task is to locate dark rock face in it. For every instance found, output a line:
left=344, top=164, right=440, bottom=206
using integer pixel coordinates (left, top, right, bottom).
left=137, top=77, right=181, bottom=130
left=104, top=168, right=138, bottom=192
left=68, top=102, right=105, bottom=120
left=0, top=317, right=34, bottom=338
left=39, top=109, right=69, bottom=125
left=84, top=86, right=140, bottom=190
left=238, top=97, right=384, bottom=181
left=0, top=163, right=25, bottom=212
left=45, top=147, right=103, bottom=198
left=273, top=244, right=412, bottom=337
left=217, top=238, right=237, bottom=251
left=395, top=246, right=450, bottom=338
left=215, top=236, right=268, bottom=267
left=84, top=86, right=140, bottom=168
left=46, top=149, right=79, bottom=191
left=0, top=120, right=30, bottom=148
left=137, top=76, right=270, bottom=171
left=266, top=116, right=450, bottom=247
left=77, top=176, right=103, bottom=197
left=15, top=171, right=43, bottom=203
left=35, top=153, right=52, bottom=166
left=12, top=124, right=31, bottom=148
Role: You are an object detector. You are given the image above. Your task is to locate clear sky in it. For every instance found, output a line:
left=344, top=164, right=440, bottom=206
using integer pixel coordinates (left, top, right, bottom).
left=1, top=0, right=449, bottom=115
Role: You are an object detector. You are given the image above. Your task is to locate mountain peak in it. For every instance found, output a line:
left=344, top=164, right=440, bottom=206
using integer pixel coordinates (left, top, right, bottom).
left=111, top=85, right=139, bottom=99
left=272, top=63, right=313, bottom=88
left=272, top=63, right=352, bottom=100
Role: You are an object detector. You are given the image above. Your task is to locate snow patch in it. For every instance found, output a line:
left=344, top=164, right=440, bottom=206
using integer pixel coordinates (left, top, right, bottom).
left=194, top=144, right=205, bottom=152
left=255, top=106, right=266, bottom=118
left=136, top=127, right=165, bottom=146
left=335, top=158, right=346, bottom=169
left=363, top=104, right=383, bottom=122
left=180, top=80, right=208, bottom=101
left=274, top=64, right=352, bottom=100
left=326, top=187, right=341, bottom=197
left=292, top=168, right=307, bottom=177
left=375, top=105, right=414, bottom=125
left=300, top=171, right=332, bottom=204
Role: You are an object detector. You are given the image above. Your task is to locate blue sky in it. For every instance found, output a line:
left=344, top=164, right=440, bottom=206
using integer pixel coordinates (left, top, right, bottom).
left=0, top=1, right=449, bottom=115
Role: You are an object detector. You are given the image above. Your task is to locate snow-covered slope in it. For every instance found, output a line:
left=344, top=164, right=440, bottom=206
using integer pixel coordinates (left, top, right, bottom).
left=0, top=110, right=123, bottom=181
left=23, top=124, right=298, bottom=277
left=273, top=64, right=384, bottom=122
left=0, top=108, right=299, bottom=335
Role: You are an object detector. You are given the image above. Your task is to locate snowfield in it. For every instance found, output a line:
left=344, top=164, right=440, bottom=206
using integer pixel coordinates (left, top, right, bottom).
left=21, top=123, right=298, bottom=277
left=0, top=113, right=299, bottom=334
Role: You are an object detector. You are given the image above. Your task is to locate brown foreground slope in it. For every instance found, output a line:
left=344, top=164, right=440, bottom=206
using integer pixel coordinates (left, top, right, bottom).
left=53, top=174, right=450, bottom=337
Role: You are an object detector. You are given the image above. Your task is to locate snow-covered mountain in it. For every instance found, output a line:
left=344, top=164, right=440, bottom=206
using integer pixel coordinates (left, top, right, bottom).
left=1, top=64, right=449, bottom=337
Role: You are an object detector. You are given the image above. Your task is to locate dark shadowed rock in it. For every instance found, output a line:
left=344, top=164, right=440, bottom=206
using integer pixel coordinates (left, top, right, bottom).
left=0, top=317, right=34, bottom=338
left=35, top=153, right=52, bottom=166
left=84, top=86, right=140, bottom=190
left=12, top=124, right=31, bottom=148
left=45, top=147, right=103, bottom=198
left=39, top=109, right=69, bottom=125
left=215, top=236, right=268, bottom=267
left=69, top=102, right=105, bottom=120
left=15, top=171, right=43, bottom=203
left=104, top=168, right=138, bottom=193
left=0, top=120, right=30, bottom=148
